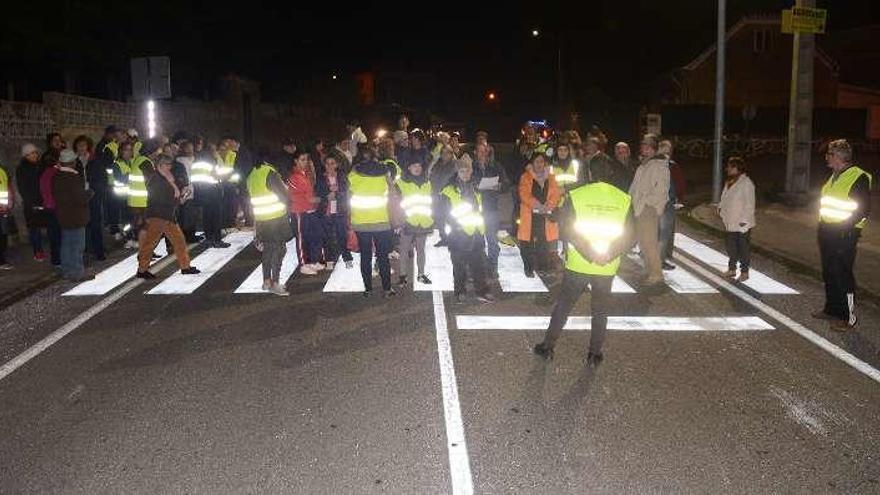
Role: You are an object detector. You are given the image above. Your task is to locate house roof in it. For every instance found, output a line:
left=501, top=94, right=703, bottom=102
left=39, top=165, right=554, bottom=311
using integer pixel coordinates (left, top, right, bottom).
left=683, top=15, right=837, bottom=73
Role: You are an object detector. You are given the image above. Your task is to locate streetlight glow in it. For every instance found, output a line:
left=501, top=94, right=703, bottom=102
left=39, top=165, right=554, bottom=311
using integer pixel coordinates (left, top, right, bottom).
left=488, top=91, right=496, bottom=101
left=532, top=29, right=540, bottom=37
left=146, top=99, right=157, bottom=139
left=332, top=74, right=338, bottom=80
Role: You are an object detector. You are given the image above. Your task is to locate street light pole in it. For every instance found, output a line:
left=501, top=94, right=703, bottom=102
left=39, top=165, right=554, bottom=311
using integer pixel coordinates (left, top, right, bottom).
left=712, top=0, right=727, bottom=203
left=784, top=0, right=816, bottom=202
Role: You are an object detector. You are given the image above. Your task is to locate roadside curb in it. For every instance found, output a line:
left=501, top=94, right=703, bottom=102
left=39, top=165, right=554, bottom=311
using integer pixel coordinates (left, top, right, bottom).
left=0, top=272, right=60, bottom=310
left=678, top=209, right=880, bottom=306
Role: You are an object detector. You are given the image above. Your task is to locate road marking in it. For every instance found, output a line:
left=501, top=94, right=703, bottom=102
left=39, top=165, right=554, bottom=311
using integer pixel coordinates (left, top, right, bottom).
left=323, top=252, right=369, bottom=292
left=147, top=231, right=253, bottom=295
left=626, top=253, right=717, bottom=293
left=63, top=243, right=169, bottom=296
left=611, top=276, right=636, bottom=293
left=414, top=231, right=454, bottom=292
left=432, top=291, right=474, bottom=495
left=455, top=315, right=774, bottom=331
left=496, top=243, right=548, bottom=292
left=0, top=253, right=184, bottom=381
left=234, top=238, right=299, bottom=293
left=675, top=233, right=798, bottom=294
left=674, top=253, right=880, bottom=385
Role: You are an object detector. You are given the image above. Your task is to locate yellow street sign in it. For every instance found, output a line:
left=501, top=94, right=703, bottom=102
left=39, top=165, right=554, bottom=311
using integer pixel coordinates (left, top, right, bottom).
left=782, top=7, right=827, bottom=34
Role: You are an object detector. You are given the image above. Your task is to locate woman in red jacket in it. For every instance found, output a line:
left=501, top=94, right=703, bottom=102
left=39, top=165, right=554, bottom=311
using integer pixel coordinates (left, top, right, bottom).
left=288, top=150, right=324, bottom=275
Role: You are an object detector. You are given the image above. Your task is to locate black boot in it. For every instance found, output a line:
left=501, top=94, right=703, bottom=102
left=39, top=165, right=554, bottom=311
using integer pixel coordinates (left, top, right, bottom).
left=533, top=342, right=554, bottom=360
left=586, top=352, right=604, bottom=368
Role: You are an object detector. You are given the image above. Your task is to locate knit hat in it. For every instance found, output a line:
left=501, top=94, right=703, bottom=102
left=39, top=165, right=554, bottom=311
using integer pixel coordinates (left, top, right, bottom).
left=21, top=143, right=39, bottom=157
left=455, top=153, right=473, bottom=171
left=59, top=149, right=77, bottom=164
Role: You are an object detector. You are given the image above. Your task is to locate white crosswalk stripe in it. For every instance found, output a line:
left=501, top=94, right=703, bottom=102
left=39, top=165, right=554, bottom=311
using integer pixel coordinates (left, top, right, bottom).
left=234, top=238, right=299, bottom=293
left=323, top=252, right=371, bottom=292
left=497, top=243, right=548, bottom=292
left=147, top=231, right=254, bottom=295
left=414, top=231, right=454, bottom=292
left=626, top=253, right=718, bottom=293
left=455, top=315, right=775, bottom=331
left=674, top=233, right=798, bottom=294
left=63, top=244, right=169, bottom=296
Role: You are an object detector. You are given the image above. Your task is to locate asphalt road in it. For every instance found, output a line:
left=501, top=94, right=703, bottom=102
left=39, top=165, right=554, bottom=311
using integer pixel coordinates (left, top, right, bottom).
left=1, top=224, right=879, bottom=494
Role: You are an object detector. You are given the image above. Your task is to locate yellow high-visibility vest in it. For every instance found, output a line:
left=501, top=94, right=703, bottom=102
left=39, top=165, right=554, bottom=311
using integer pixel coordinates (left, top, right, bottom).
left=349, top=171, right=390, bottom=227
left=565, top=182, right=631, bottom=276
left=552, top=159, right=580, bottom=187
left=397, top=179, right=433, bottom=229
left=127, top=156, right=152, bottom=208
left=190, top=160, right=219, bottom=185
left=820, top=166, right=873, bottom=229
left=247, top=164, right=287, bottom=222
left=441, top=184, right=484, bottom=236
left=0, top=166, right=9, bottom=208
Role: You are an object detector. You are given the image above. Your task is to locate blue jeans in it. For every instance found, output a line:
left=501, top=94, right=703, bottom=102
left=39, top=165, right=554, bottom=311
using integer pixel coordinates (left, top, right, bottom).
left=484, top=211, right=500, bottom=271
left=61, top=228, right=86, bottom=279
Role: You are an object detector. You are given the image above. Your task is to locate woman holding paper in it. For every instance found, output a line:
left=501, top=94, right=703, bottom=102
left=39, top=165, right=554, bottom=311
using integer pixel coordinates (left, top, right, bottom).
left=517, top=153, right=562, bottom=277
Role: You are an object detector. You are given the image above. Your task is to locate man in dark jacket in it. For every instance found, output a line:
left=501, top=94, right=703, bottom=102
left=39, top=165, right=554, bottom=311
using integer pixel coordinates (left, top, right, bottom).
left=53, top=150, right=94, bottom=281
left=472, top=142, right=510, bottom=278
left=86, top=126, right=122, bottom=260
left=16, top=143, right=51, bottom=260
left=135, top=154, right=200, bottom=279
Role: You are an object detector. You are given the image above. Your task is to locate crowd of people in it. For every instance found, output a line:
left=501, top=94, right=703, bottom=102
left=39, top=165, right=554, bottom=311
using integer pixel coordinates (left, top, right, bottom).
left=0, top=114, right=868, bottom=340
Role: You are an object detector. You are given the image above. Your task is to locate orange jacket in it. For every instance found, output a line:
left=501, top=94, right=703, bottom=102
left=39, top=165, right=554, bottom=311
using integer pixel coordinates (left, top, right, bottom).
left=517, top=167, right=561, bottom=242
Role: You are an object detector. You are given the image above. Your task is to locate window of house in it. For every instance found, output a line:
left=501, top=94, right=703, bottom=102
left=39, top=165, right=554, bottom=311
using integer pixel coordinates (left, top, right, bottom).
left=753, top=28, right=771, bottom=53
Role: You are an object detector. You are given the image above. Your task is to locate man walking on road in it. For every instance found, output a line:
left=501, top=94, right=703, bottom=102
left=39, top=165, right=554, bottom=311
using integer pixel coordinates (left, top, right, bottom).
left=533, top=159, right=634, bottom=367
left=629, top=134, right=669, bottom=291
left=813, top=139, right=872, bottom=331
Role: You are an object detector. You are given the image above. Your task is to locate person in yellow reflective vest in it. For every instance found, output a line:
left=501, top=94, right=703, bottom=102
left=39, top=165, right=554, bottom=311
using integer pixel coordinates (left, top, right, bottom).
left=112, top=141, right=134, bottom=241
left=189, top=151, right=227, bottom=247
left=247, top=155, right=292, bottom=296
left=533, top=159, right=635, bottom=368
left=550, top=142, right=581, bottom=191
left=440, top=156, right=495, bottom=304
left=813, top=139, right=873, bottom=331
left=0, top=163, right=13, bottom=269
left=127, top=139, right=158, bottom=248
left=394, top=157, right=434, bottom=287
left=349, top=143, right=395, bottom=297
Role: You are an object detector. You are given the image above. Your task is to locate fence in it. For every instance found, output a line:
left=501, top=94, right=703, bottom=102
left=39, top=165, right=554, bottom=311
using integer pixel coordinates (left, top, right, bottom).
left=674, top=136, right=880, bottom=159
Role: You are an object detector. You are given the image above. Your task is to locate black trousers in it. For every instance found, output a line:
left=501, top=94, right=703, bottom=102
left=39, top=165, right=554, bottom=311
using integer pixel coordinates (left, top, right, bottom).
left=818, top=226, right=860, bottom=321
left=449, top=235, right=489, bottom=296
left=541, top=270, right=614, bottom=354
left=86, top=190, right=105, bottom=259
left=194, top=185, right=223, bottom=242
left=323, top=214, right=352, bottom=263
left=725, top=230, right=751, bottom=272
left=357, top=230, right=392, bottom=291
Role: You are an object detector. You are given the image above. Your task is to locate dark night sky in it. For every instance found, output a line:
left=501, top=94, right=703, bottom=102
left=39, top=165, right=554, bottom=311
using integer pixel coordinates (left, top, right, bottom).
left=1, top=0, right=877, bottom=107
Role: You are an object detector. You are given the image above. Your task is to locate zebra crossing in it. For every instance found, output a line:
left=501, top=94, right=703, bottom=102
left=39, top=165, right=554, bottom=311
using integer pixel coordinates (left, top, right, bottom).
left=62, top=230, right=801, bottom=298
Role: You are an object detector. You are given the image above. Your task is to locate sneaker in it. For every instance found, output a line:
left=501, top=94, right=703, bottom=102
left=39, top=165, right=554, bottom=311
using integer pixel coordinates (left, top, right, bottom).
left=345, top=260, right=354, bottom=269
left=476, top=293, right=496, bottom=304
left=210, top=240, right=232, bottom=248
left=181, top=267, right=201, bottom=275
left=662, top=261, right=676, bottom=271
left=125, top=240, right=139, bottom=249
left=524, top=269, right=535, bottom=278
left=533, top=342, right=554, bottom=360
left=136, top=271, right=156, bottom=279
left=434, top=239, right=448, bottom=248
left=417, top=274, right=432, bottom=285
left=723, top=269, right=736, bottom=279
left=270, top=283, right=290, bottom=296
left=454, top=293, right=466, bottom=304
left=262, top=281, right=272, bottom=291
left=151, top=252, right=162, bottom=260
left=325, top=261, right=335, bottom=270
left=398, top=275, right=408, bottom=288
left=810, top=310, right=838, bottom=321
left=0, top=264, right=12, bottom=270
left=113, top=233, right=124, bottom=241
left=362, top=289, right=372, bottom=298
left=300, top=264, right=319, bottom=275
left=313, top=263, right=326, bottom=271
left=389, top=250, right=400, bottom=260
left=384, top=288, right=397, bottom=298
left=34, top=251, right=47, bottom=262
left=737, top=271, right=750, bottom=282
left=830, top=319, right=855, bottom=332
left=586, top=352, right=604, bottom=368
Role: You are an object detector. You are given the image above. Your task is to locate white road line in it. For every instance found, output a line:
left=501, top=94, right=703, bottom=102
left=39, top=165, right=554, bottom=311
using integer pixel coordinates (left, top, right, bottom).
left=455, top=315, right=774, bottom=331
left=626, top=253, right=717, bottom=294
left=63, top=243, right=169, bottom=296
left=432, top=291, right=474, bottom=495
left=234, top=238, right=299, bottom=293
left=147, top=231, right=253, bottom=295
left=0, top=253, right=184, bottom=382
left=323, top=252, right=368, bottom=292
left=496, top=243, right=548, bottom=292
left=414, top=231, right=454, bottom=292
left=675, top=233, right=798, bottom=294
left=611, top=276, right=636, bottom=293
left=674, top=253, right=880, bottom=385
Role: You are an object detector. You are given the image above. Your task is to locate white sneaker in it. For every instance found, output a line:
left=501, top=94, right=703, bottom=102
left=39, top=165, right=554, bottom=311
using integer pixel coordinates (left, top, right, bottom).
left=389, top=250, right=400, bottom=260
left=325, top=261, right=335, bottom=270
left=270, top=283, right=290, bottom=296
left=345, top=261, right=353, bottom=269
left=314, top=263, right=326, bottom=271
left=125, top=240, right=138, bottom=249
left=113, top=233, right=124, bottom=241
left=262, top=281, right=271, bottom=291
left=300, top=264, right=319, bottom=275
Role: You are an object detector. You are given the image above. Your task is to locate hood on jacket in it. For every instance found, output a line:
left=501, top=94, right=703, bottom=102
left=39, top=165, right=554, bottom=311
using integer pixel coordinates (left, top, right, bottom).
left=355, top=159, right=389, bottom=177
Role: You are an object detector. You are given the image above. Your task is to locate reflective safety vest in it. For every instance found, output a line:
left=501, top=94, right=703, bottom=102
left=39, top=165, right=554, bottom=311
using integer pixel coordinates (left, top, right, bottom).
left=132, top=140, right=143, bottom=157
left=396, top=179, right=434, bottom=228
left=349, top=171, right=390, bottom=227
left=111, top=158, right=131, bottom=197
left=247, top=164, right=287, bottom=222
left=441, top=184, right=484, bottom=236
left=127, top=156, right=152, bottom=208
left=103, top=141, right=119, bottom=159
left=0, top=166, right=10, bottom=208
left=820, top=166, right=873, bottom=229
left=216, top=150, right=237, bottom=180
left=190, top=160, right=219, bottom=185
left=552, top=159, right=580, bottom=187
left=382, top=158, right=402, bottom=182
left=565, top=182, right=632, bottom=276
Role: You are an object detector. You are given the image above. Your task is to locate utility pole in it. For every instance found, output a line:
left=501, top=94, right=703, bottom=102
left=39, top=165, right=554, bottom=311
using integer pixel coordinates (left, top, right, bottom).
left=712, top=0, right=727, bottom=202
left=784, top=0, right=816, bottom=203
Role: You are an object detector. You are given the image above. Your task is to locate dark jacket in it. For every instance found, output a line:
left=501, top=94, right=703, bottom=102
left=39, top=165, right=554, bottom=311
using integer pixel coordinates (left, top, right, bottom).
left=53, top=168, right=93, bottom=229
left=145, top=173, right=181, bottom=222
left=316, top=170, right=350, bottom=216
left=86, top=143, right=113, bottom=192
left=16, top=159, right=48, bottom=227
left=472, top=158, right=510, bottom=214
